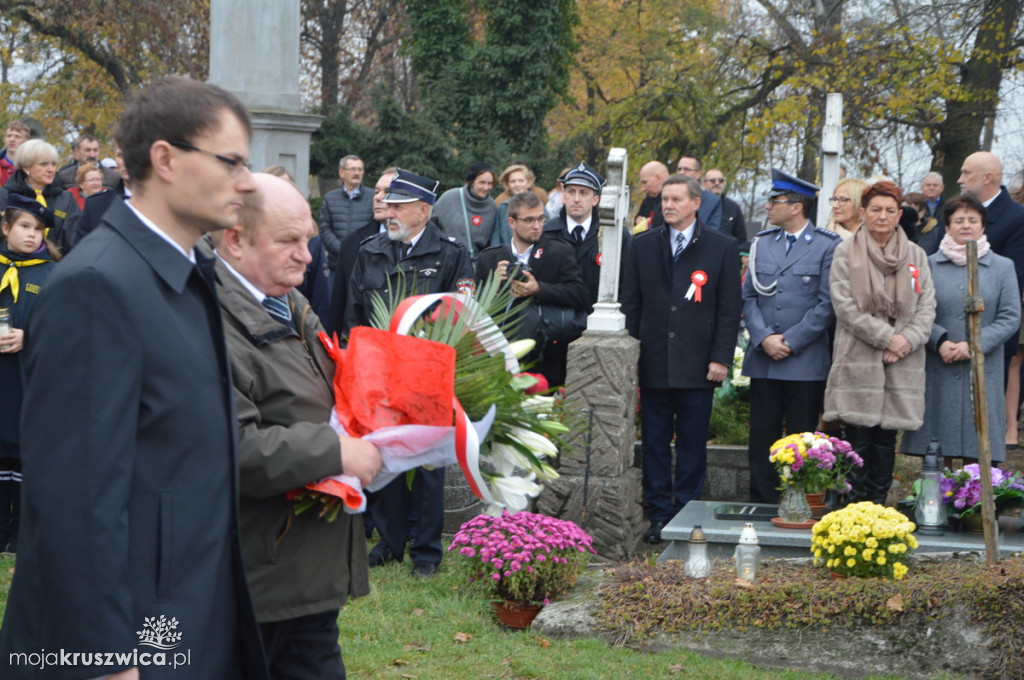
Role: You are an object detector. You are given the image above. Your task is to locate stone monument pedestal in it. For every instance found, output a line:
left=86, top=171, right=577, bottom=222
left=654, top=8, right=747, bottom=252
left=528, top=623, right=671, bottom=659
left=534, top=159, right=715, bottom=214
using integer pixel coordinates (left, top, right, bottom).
left=536, top=329, right=643, bottom=559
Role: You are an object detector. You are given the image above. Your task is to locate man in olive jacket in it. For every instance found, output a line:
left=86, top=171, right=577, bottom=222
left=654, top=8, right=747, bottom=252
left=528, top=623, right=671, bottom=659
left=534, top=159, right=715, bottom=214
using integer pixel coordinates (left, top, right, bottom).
left=210, top=173, right=382, bottom=680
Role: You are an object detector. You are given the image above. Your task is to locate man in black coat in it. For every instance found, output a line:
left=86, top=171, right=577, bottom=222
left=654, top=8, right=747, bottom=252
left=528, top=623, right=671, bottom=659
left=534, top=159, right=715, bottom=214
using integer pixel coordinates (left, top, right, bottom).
left=621, top=174, right=742, bottom=544
left=541, top=162, right=631, bottom=320
left=702, top=167, right=749, bottom=249
left=476, top=191, right=589, bottom=386
left=326, top=167, right=395, bottom=336
left=345, top=169, right=474, bottom=577
left=0, top=77, right=268, bottom=680
left=68, top=143, right=131, bottom=250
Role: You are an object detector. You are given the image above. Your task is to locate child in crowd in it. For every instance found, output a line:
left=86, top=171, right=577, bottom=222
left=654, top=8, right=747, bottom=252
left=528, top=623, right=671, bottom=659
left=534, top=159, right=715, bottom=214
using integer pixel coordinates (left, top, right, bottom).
left=0, top=194, right=59, bottom=553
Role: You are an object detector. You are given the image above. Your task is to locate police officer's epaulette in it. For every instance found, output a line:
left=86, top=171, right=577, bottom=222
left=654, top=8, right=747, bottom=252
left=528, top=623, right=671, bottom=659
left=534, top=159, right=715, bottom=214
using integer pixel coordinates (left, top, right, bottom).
left=814, top=227, right=841, bottom=240
left=442, top=235, right=468, bottom=250
left=753, top=226, right=781, bottom=238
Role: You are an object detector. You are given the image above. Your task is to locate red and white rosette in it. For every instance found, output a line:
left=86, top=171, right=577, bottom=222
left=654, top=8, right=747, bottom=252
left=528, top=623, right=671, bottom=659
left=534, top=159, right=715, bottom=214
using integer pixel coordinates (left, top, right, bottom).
left=908, top=264, right=921, bottom=294
left=686, top=270, right=708, bottom=302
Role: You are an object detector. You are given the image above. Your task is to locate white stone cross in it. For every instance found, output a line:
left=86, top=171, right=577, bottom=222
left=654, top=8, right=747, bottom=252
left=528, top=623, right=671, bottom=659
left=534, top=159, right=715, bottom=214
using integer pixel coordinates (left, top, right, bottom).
left=817, top=93, right=843, bottom=228
left=587, top=148, right=629, bottom=332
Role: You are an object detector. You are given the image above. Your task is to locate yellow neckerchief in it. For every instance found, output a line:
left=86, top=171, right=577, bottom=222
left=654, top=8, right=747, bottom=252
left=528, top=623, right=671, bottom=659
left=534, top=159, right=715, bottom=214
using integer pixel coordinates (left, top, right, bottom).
left=33, top=189, right=47, bottom=208
left=0, top=253, right=49, bottom=303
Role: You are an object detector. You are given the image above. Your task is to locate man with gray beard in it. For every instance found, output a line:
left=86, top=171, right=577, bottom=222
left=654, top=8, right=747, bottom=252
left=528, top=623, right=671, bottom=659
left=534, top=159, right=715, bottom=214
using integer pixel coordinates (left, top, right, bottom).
left=343, top=168, right=473, bottom=577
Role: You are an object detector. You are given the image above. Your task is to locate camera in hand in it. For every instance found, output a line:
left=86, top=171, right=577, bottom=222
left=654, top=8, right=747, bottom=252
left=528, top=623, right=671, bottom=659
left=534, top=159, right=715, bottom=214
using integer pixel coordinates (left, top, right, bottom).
left=506, top=263, right=531, bottom=283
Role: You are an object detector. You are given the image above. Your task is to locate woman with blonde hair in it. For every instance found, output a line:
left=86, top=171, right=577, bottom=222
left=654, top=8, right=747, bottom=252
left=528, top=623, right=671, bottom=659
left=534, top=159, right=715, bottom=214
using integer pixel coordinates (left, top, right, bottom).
left=0, top=139, right=80, bottom=253
left=495, top=163, right=547, bottom=207
left=826, top=177, right=868, bottom=240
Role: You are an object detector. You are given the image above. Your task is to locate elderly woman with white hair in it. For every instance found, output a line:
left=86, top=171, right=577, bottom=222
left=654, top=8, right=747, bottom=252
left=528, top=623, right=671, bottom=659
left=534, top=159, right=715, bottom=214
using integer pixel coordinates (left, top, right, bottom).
left=0, top=139, right=81, bottom=253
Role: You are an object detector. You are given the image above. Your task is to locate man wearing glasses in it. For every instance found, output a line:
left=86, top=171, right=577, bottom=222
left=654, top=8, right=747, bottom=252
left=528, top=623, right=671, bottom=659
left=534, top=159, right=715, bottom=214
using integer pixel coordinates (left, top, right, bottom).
left=741, top=169, right=838, bottom=504
left=475, top=191, right=588, bottom=385
left=0, top=77, right=268, bottom=679
left=702, top=167, right=749, bottom=248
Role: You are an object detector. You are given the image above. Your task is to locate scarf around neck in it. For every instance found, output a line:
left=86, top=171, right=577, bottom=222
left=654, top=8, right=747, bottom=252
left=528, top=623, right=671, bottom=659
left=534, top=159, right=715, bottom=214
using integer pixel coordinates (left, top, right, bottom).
left=939, top=232, right=990, bottom=266
left=848, top=223, right=915, bottom=319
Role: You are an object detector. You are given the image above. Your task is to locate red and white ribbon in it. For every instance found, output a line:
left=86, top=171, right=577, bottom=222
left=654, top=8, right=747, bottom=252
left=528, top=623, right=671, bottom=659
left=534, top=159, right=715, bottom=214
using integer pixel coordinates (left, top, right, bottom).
left=908, top=264, right=921, bottom=294
left=390, top=293, right=521, bottom=507
left=686, top=270, right=708, bottom=302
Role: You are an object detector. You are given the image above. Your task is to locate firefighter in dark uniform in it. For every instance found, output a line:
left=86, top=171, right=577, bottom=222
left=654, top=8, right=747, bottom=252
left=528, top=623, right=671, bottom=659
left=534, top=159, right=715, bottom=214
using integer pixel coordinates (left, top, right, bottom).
left=343, top=168, right=473, bottom=577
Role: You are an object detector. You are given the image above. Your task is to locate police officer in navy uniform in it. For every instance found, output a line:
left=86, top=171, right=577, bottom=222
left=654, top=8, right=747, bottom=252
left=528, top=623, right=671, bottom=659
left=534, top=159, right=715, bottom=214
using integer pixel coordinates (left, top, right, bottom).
left=741, top=169, right=839, bottom=503
left=344, top=168, right=474, bottom=577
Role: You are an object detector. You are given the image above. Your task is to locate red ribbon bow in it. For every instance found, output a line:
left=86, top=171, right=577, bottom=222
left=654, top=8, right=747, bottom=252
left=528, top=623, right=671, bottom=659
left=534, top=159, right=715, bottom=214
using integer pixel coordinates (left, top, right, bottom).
left=908, top=264, right=921, bottom=294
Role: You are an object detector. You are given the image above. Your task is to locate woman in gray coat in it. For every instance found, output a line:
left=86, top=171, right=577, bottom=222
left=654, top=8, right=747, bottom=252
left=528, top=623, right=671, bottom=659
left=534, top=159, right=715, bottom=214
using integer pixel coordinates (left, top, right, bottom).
left=902, top=194, right=1021, bottom=462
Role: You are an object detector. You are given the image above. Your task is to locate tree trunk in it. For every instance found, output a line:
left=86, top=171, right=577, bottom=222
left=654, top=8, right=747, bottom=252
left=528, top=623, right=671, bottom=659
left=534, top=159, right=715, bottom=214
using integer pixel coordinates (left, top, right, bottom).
left=932, top=0, right=1023, bottom=188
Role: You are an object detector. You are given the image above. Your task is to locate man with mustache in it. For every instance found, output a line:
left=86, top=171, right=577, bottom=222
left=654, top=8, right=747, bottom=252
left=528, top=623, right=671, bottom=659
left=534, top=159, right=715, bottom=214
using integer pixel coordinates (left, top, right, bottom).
left=344, top=168, right=474, bottom=577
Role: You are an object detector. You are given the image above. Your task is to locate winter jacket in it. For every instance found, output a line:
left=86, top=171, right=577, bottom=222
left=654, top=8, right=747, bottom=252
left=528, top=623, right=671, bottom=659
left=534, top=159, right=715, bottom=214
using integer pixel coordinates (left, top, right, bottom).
left=822, top=238, right=937, bottom=430
left=213, top=253, right=369, bottom=622
left=318, top=184, right=374, bottom=269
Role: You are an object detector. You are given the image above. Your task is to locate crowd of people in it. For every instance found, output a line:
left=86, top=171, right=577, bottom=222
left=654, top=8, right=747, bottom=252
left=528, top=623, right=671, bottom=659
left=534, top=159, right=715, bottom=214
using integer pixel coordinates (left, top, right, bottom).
left=0, top=74, right=1022, bottom=677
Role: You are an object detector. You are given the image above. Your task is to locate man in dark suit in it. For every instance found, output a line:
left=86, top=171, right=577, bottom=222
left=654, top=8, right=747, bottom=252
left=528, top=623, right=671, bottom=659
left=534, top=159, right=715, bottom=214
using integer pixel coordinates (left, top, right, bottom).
left=475, top=191, right=589, bottom=386
left=702, top=167, right=748, bottom=249
left=0, top=77, right=268, bottom=680
left=325, top=167, right=396, bottom=336
left=621, top=174, right=742, bottom=544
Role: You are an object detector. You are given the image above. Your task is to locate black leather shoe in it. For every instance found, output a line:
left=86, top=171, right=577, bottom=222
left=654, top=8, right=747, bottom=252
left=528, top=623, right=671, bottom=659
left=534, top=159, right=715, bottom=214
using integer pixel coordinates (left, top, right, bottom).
left=644, top=521, right=665, bottom=544
left=411, top=562, right=439, bottom=577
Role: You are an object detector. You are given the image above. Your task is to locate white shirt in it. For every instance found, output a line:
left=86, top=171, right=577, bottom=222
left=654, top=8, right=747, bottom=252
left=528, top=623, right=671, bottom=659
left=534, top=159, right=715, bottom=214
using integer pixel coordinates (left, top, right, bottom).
left=670, top=219, right=697, bottom=251
left=215, top=252, right=267, bottom=304
left=125, top=200, right=195, bottom=263
left=568, top=214, right=594, bottom=240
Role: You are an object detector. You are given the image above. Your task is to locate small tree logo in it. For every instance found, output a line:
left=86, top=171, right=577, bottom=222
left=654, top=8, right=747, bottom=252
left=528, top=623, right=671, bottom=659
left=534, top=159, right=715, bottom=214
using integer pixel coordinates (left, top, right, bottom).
left=137, top=615, right=183, bottom=650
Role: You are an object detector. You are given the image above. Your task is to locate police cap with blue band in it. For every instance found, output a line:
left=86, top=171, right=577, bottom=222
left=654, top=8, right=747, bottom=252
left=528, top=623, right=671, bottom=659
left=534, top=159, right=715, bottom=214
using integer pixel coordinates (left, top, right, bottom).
left=768, top=168, right=818, bottom=198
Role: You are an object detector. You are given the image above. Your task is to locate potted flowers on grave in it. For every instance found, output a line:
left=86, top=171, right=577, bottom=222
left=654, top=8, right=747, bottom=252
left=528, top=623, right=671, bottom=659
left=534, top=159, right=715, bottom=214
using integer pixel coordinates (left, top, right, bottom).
left=811, top=502, right=917, bottom=580
left=448, top=511, right=596, bottom=628
left=940, top=464, right=1024, bottom=529
left=770, top=432, right=863, bottom=523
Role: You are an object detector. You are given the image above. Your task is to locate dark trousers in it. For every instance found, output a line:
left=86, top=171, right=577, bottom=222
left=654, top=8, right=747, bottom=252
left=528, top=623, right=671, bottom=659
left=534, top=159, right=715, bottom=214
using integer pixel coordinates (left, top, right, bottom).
left=747, top=379, right=825, bottom=504
left=640, top=387, right=714, bottom=524
left=0, top=453, right=20, bottom=552
left=845, top=424, right=897, bottom=505
left=369, top=465, right=444, bottom=566
left=259, top=610, right=345, bottom=680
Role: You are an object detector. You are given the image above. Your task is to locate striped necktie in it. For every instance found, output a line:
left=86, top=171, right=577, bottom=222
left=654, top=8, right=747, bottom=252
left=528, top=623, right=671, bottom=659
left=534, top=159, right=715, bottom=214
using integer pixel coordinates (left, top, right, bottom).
left=261, top=295, right=293, bottom=327
left=672, top=231, right=685, bottom=261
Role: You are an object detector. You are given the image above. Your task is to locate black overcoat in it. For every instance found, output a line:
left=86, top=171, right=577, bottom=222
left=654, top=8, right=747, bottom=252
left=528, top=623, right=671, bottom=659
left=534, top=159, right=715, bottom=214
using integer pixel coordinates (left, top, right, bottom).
left=0, top=200, right=267, bottom=679
left=621, top=221, right=742, bottom=389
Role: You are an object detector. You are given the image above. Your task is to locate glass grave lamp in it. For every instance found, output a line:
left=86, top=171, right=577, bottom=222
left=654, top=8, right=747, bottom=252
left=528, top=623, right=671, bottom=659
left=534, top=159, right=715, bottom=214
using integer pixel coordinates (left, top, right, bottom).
left=684, top=525, right=712, bottom=578
left=734, top=522, right=762, bottom=583
left=914, top=439, right=946, bottom=536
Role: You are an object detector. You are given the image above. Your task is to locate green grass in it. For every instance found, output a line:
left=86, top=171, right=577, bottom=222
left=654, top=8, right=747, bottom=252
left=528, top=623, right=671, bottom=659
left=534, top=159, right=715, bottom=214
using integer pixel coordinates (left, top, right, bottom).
left=338, top=558, right=845, bottom=680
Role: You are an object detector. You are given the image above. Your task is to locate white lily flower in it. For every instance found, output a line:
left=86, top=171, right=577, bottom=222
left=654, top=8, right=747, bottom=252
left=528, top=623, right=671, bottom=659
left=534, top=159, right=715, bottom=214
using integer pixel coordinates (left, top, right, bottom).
left=523, top=395, right=556, bottom=412
left=535, top=462, right=560, bottom=482
left=491, top=442, right=537, bottom=474
left=508, top=427, right=558, bottom=458
left=489, top=474, right=543, bottom=513
left=508, top=339, right=537, bottom=359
